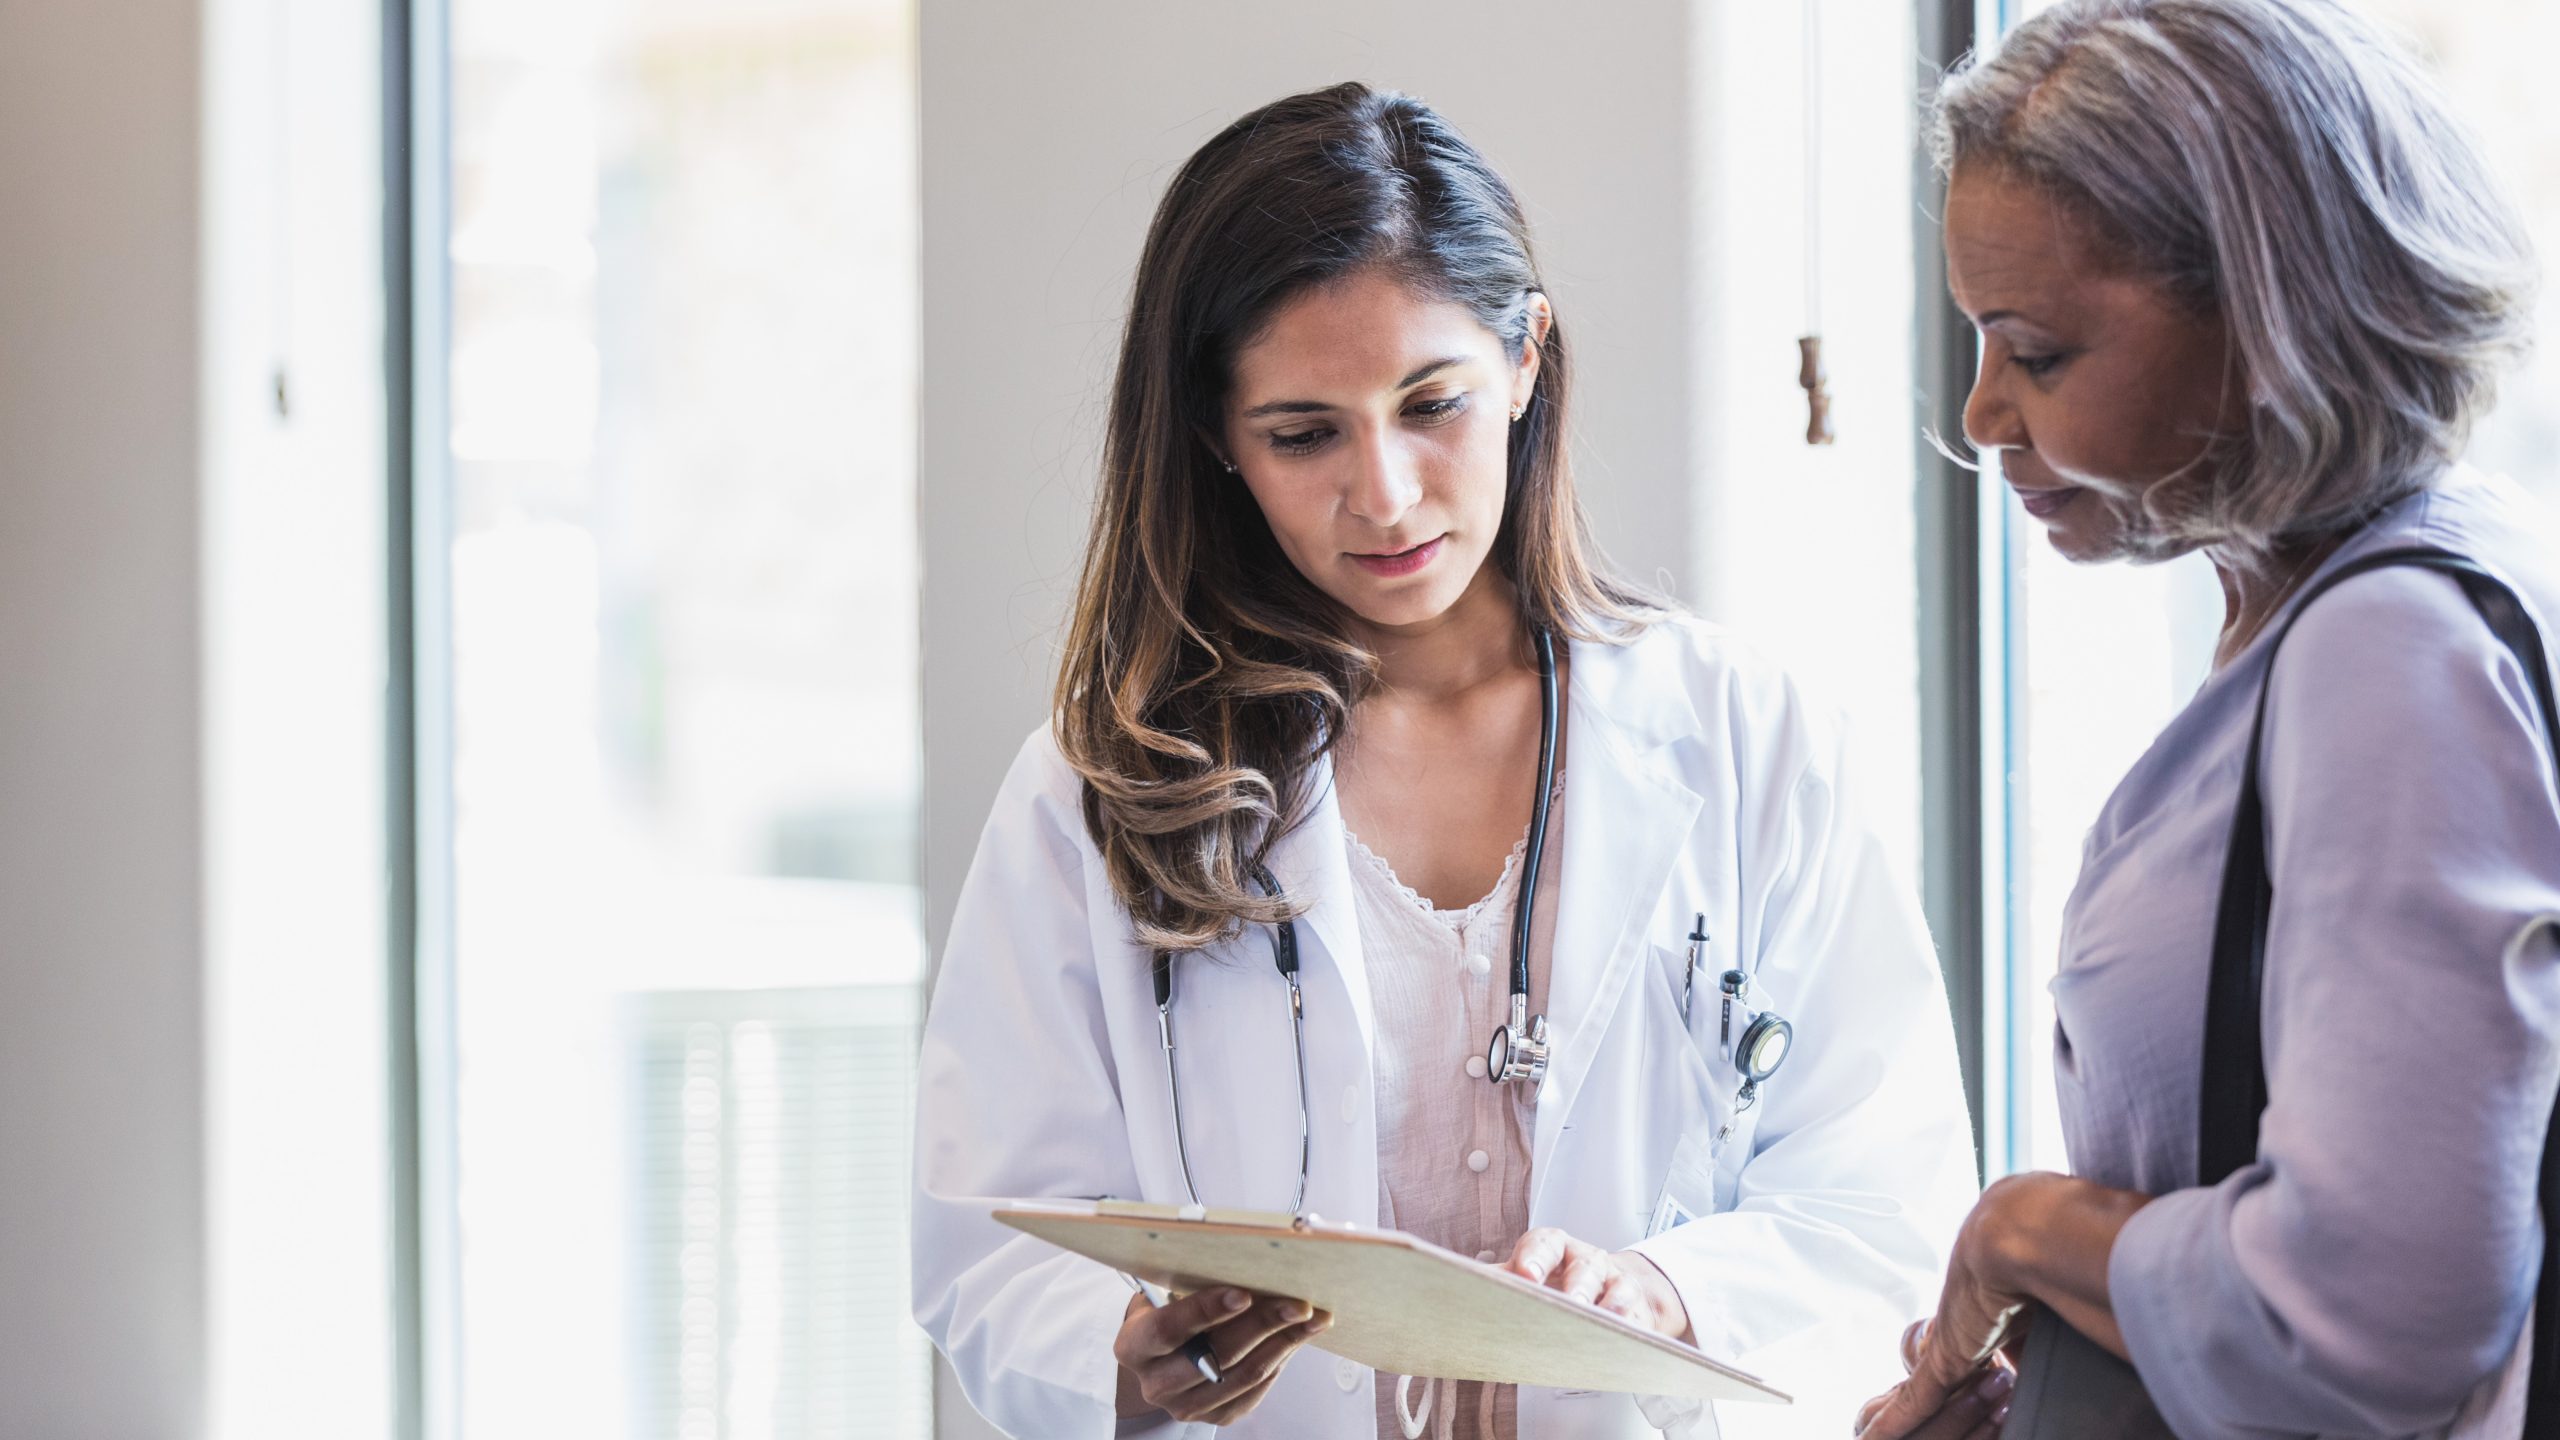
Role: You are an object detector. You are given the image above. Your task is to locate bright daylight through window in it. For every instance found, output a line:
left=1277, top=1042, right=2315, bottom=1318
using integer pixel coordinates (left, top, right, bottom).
left=433, top=1, right=927, bottom=1436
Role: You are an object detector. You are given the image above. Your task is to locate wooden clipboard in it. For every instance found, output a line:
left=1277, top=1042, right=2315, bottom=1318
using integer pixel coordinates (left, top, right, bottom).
left=995, top=1200, right=1789, bottom=1404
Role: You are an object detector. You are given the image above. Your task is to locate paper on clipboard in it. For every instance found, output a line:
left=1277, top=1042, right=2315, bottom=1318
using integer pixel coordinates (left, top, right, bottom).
left=994, top=1199, right=1788, bottom=1405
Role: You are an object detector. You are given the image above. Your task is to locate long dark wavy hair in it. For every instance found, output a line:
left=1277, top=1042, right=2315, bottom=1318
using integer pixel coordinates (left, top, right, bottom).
left=1056, top=81, right=1659, bottom=953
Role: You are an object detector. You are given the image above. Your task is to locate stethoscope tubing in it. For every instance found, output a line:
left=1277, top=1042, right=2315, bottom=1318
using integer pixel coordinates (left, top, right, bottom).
left=1156, top=864, right=1312, bottom=1214
left=1510, top=627, right=1559, bottom=1002
left=1147, top=627, right=1587, bottom=1213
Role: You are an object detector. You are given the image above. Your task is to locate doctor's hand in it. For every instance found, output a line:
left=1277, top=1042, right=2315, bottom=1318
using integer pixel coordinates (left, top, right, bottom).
left=1500, top=1228, right=1693, bottom=1342
left=1112, top=1287, right=1332, bottom=1425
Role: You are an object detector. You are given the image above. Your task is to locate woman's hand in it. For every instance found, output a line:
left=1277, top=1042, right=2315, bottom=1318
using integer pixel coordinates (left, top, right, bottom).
left=1111, top=1286, right=1332, bottom=1425
left=1857, top=1171, right=2151, bottom=1437
left=1856, top=1324, right=2014, bottom=1440
left=1853, top=1185, right=2035, bottom=1437
left=1857, top=1207, right=2031, bottom=1435
left=1501, top=1228, right=1693, bottom=1341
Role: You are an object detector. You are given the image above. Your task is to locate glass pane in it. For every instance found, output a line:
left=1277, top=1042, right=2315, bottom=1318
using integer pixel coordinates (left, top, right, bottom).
left=437, top=1, right=927, bottom=1436
left=2363, top=0, right=2560, bottom=509
left=1699, top=0, right=1926, bottom=879
left=1993, top=0, right=2560, bottom=1176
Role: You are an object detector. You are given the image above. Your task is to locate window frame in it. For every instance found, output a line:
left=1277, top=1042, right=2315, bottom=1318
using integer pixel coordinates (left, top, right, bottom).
left=387, top=0, right=463, bottom=1437
left=1912, top=0, right=2016, bottom=1181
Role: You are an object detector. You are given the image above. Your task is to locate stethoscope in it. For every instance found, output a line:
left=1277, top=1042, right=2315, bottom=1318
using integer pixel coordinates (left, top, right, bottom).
left=1148, top=628, right=1791, bottom=1209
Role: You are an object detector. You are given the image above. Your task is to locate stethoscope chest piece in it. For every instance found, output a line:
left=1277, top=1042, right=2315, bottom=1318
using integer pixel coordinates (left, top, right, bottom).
left=1486, top=999, right=1550, bottom=1085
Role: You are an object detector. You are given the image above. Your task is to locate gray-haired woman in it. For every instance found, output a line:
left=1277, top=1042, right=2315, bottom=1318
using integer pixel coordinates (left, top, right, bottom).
left=1862, top=1, right=2560, bottom=1437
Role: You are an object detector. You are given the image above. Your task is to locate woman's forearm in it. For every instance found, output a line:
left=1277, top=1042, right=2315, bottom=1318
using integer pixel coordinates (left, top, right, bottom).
left=1980, top=1172, right=2151, bottom=1360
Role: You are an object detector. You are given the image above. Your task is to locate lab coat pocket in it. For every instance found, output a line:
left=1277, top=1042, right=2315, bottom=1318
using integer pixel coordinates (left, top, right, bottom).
left=1639, top=940, right=1751, bottom=1230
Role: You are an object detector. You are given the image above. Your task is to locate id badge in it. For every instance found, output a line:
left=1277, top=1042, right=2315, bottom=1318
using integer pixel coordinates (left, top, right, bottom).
left=1645, top=1121, right=1722, bottom=1239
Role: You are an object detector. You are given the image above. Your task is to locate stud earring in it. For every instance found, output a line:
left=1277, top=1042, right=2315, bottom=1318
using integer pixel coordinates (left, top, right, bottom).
left=1510, top=403, right=1526, bottom=423
left=1221, top=459, right=1239, bottom=474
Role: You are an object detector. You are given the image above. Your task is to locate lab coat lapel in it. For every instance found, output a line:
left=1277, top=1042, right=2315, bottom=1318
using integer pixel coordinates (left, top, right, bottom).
left=1259, top=755, right=1379, bottom=1098
left=1532, top=637, right=1704, bottom=1214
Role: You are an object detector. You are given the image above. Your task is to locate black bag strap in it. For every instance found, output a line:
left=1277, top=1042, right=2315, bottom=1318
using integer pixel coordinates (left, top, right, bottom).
left=2200, top=543, right=2560, bottom=1427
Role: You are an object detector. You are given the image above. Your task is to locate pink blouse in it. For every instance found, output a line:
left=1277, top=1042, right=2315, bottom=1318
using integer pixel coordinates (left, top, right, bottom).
left=1347, top=775, right=1563, bottom=1440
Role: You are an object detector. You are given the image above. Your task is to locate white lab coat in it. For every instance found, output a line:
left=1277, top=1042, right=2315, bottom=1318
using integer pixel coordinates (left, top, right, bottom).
left=912, top=617, right=1979, bottom=1439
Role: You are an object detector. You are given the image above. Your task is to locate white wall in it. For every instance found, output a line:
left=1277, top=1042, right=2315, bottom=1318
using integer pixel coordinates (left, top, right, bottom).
left=0, top=2, right=211, bottom=1435
left=0, top=3, right=396, bottom=1436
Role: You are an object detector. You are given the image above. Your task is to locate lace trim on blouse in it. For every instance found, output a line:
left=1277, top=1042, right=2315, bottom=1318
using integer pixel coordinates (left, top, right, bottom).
left=1340, top=771, right=1567, bottom=930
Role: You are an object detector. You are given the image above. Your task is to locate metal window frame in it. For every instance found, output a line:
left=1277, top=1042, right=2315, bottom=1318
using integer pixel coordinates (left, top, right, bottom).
left=387, top=0, right=460, bottom=1435
left=1913, top=0, right=2019, bottom=1182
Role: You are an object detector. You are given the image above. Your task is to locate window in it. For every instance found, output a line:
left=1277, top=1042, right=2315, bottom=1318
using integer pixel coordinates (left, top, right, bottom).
left=1986, top=0, right=2560, bottom=1176
left=418, top=2, right=928, bottom=1435
left=1697, top=0, right=1929, bottom=892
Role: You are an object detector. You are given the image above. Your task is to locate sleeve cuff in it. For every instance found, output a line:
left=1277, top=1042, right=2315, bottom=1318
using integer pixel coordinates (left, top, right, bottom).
left=1625, top=1232, right=1741, bottom=1361
left=1623, top=1236, right=1741, bottom=1436
left=949, top=1256, right=1168, bottom=1440
left=2106, top=1186, right=2220, bottom=1440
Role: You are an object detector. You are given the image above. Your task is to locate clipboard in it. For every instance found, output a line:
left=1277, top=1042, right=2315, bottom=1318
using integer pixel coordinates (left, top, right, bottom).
left=995, top=1199, right=1789, bottom=1405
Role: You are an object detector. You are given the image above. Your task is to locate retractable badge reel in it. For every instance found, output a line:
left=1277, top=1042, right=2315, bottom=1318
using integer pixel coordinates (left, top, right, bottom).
left=1680, top=913, right=1795, bottom=1144
left=1716, top=964, right=1793, bottom=1144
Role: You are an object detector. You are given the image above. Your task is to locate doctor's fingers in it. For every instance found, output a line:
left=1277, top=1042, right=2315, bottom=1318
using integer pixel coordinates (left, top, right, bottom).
left=1145, top=1315, right=1331, bottom=1423
left=1502, top=1227, right=1567, bottom=1282
left=1115, top=1286, right=1249, bottom=1366
left=1188, top=1318, right=1333, bottom=1426
left=1592, top=1268, right=1653, bottom=1327
left=1189, top=1367, right=1285, bottom=1429
left=1548, top=1243, right=1613, bottom=1305
left=1200, top=1297, right=1327, bottom=1371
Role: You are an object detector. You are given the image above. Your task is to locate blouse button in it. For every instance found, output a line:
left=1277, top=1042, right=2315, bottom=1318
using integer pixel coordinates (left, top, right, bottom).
left=1476, top=1248, right=1497, bottom=1263
left=1335, top=1357, right=1362, bottom=1391
left=1468, top=953, right=1493, bottom=978
left=1464, top=1055, right=1488, bottom=1079
left=1466, top=1149, right=1491, bottom=1174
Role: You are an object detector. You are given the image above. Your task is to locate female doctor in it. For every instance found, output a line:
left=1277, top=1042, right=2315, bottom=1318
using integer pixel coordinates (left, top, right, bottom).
left=911, top=82, right=1984, bottom=1440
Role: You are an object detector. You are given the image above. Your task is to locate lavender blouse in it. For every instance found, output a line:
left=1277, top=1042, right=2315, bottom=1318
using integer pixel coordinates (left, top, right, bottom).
left=2059, top=469, right=2560, bottom=1437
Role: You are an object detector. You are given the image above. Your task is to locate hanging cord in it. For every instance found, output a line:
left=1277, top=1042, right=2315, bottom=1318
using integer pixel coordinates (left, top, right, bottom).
left=1797, top=0, right=1834, bottom=445
left=1393, top=1373, right=1463, bottom=1440
left=270, top=3, right=294, bottom=420
left=1395, top=1372, right=1433, bottom=1439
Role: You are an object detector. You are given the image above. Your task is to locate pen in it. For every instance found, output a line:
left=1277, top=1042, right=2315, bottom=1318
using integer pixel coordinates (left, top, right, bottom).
left=1122, top=1271, right=1222, bottom=1385
left=1684, top=913, right=1708, bottom=1023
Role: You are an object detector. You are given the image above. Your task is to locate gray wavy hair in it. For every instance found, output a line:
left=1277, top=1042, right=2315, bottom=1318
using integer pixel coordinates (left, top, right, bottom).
left=1930, top=0, right=2539, bottom=566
